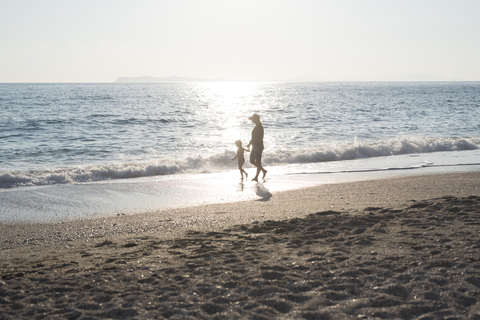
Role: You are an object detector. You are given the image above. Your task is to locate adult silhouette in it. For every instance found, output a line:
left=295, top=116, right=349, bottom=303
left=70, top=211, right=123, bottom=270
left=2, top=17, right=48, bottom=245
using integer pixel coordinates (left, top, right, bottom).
left=247, top=114, right=267, bottom=181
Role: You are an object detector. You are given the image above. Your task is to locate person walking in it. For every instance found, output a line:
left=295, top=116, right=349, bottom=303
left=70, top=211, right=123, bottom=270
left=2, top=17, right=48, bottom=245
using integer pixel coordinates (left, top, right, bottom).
left=232, top=140, right=249, bottom=179
left=247, top=113, right=267, bottom=181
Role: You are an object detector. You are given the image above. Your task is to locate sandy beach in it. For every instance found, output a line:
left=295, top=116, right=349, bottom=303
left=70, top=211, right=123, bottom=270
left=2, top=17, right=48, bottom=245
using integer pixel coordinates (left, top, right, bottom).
left=1, top=172, right=480, bottom=319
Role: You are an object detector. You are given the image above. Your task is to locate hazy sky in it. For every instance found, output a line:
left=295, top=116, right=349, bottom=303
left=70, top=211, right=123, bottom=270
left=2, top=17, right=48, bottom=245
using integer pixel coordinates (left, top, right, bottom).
left=1, top=0, right=479, bottom=82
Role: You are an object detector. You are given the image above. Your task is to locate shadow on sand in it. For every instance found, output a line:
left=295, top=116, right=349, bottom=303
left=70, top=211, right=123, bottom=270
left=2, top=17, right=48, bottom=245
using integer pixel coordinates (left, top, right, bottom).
left=254, top=182, right=272, bottom=201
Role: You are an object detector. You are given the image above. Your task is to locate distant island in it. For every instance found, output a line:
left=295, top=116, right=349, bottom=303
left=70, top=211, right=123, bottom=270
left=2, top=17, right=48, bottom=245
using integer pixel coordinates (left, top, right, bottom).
left=114, top=76, right=235, bottom=83
left=114, top=75, right=326, bottom=83
left=114, top=74, right=448, bottom=83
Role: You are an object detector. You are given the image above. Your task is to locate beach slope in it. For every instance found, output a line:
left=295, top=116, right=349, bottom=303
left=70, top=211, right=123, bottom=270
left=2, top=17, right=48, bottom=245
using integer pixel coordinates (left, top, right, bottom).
left=1, top=172, right=480, bottom=319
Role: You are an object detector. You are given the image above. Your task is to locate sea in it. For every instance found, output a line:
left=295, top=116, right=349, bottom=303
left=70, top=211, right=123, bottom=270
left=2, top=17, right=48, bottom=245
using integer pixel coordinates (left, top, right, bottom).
left=1, top=81, right=480, bottom=223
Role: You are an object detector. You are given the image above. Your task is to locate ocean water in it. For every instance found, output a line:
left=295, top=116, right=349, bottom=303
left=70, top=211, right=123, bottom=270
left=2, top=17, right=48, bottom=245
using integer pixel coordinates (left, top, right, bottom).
left=1, top=81, right=480, bottom=188
left=1, top=82, right=480, bottom=222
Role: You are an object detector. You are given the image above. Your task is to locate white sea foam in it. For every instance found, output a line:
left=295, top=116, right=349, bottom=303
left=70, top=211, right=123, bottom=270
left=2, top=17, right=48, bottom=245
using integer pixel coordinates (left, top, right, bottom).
left=268, top=137, right=480, bottom=164
left=1, top=136, right=478, bottom=189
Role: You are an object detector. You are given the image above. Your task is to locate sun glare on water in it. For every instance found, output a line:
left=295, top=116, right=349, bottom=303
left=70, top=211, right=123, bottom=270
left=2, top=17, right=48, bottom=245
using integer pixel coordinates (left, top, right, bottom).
left=194, top=82, right=270, bottom=150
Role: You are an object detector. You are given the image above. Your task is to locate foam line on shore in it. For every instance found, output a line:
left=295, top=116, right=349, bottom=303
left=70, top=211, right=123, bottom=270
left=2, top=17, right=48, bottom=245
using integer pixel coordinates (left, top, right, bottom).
left=1, top=136, right=479, bottom=188
left=2, top=171, right=480, bottom=244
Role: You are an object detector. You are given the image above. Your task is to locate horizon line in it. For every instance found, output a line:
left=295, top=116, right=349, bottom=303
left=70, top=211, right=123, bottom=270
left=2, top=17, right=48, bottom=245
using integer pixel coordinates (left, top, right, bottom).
left=1, top=80, right=479, bottom=84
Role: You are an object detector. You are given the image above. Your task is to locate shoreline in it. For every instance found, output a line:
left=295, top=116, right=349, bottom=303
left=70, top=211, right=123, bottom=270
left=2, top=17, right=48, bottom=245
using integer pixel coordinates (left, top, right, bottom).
left=2, top=171, right=480, bottom=248
left=2, top=150, right=480, bottom=224
left=1, top=172, right=480, bottom=319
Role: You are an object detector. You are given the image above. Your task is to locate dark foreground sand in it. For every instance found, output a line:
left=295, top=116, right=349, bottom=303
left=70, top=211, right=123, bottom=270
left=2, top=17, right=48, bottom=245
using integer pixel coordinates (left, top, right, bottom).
left=1, top=172, right=480, bottom=319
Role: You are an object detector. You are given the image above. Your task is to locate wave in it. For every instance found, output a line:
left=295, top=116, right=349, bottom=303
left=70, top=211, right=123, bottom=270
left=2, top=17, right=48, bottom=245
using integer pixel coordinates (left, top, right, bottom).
left=1, top=136, right=479, bottom=189
left=267, top=136, right=480, bottom=164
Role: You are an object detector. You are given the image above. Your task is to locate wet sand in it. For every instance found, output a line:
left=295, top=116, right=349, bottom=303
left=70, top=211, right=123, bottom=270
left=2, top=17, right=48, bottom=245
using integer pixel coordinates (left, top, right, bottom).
left=1, top=172, right=480, bottom=319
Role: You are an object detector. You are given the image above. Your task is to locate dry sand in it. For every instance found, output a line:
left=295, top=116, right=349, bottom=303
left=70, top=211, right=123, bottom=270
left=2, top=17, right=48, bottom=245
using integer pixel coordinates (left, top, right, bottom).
left=1, top=172, right=480, bottom=319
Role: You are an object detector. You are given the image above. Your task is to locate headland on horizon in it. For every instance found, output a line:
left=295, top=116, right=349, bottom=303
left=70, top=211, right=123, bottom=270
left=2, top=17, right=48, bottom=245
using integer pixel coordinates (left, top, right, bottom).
left=113, top=73, right=455, bottom=83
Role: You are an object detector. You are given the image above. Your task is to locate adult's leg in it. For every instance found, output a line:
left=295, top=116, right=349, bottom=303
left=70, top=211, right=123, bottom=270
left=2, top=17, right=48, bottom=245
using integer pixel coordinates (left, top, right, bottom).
left=251, top=145, right=266, bottom=181
left=249, top=150, right=258, bottom=168
left=254, top=160, right=267, bottom=180
left=253, top=160, right=262, bottom=181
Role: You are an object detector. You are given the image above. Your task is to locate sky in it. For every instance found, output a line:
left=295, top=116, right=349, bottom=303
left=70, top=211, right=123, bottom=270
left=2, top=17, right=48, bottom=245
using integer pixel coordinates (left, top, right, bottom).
left=1, top=0, right=479, bottom=82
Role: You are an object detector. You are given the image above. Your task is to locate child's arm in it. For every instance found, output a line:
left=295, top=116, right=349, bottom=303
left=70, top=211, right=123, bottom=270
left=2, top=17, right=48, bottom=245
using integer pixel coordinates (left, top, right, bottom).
left=244, top=147, right=250, bottom=152
left=232, top=154, right=238, bottom=161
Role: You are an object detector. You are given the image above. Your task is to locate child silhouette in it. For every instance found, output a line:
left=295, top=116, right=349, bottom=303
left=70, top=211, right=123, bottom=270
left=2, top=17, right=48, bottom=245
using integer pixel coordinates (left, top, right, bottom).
left=232, top=140, right=249, bottom=179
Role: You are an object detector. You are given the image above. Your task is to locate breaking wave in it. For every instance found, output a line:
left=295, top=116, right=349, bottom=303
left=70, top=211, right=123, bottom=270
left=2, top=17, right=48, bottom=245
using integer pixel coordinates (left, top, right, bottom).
left=1, top=136, right=479, bottom=189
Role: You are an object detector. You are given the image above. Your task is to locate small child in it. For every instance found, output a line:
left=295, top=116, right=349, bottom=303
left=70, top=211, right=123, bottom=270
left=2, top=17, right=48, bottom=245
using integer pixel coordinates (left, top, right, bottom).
left=232, top=140, right=249, bottom=179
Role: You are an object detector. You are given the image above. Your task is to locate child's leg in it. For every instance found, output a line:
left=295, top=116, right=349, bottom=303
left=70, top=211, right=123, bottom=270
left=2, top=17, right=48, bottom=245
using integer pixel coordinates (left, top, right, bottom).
left=241, top=168, right=248, bottom=178
left=238, top=159, right=246, bottom=178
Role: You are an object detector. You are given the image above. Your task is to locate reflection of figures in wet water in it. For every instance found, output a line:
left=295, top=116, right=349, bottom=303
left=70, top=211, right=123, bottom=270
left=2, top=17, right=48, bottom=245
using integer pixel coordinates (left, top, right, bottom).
left=254, top=182, right=272, bottom=200
left=235, top=179, right=270, bottom=201
left=237, top=180, right=245, bottom=192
